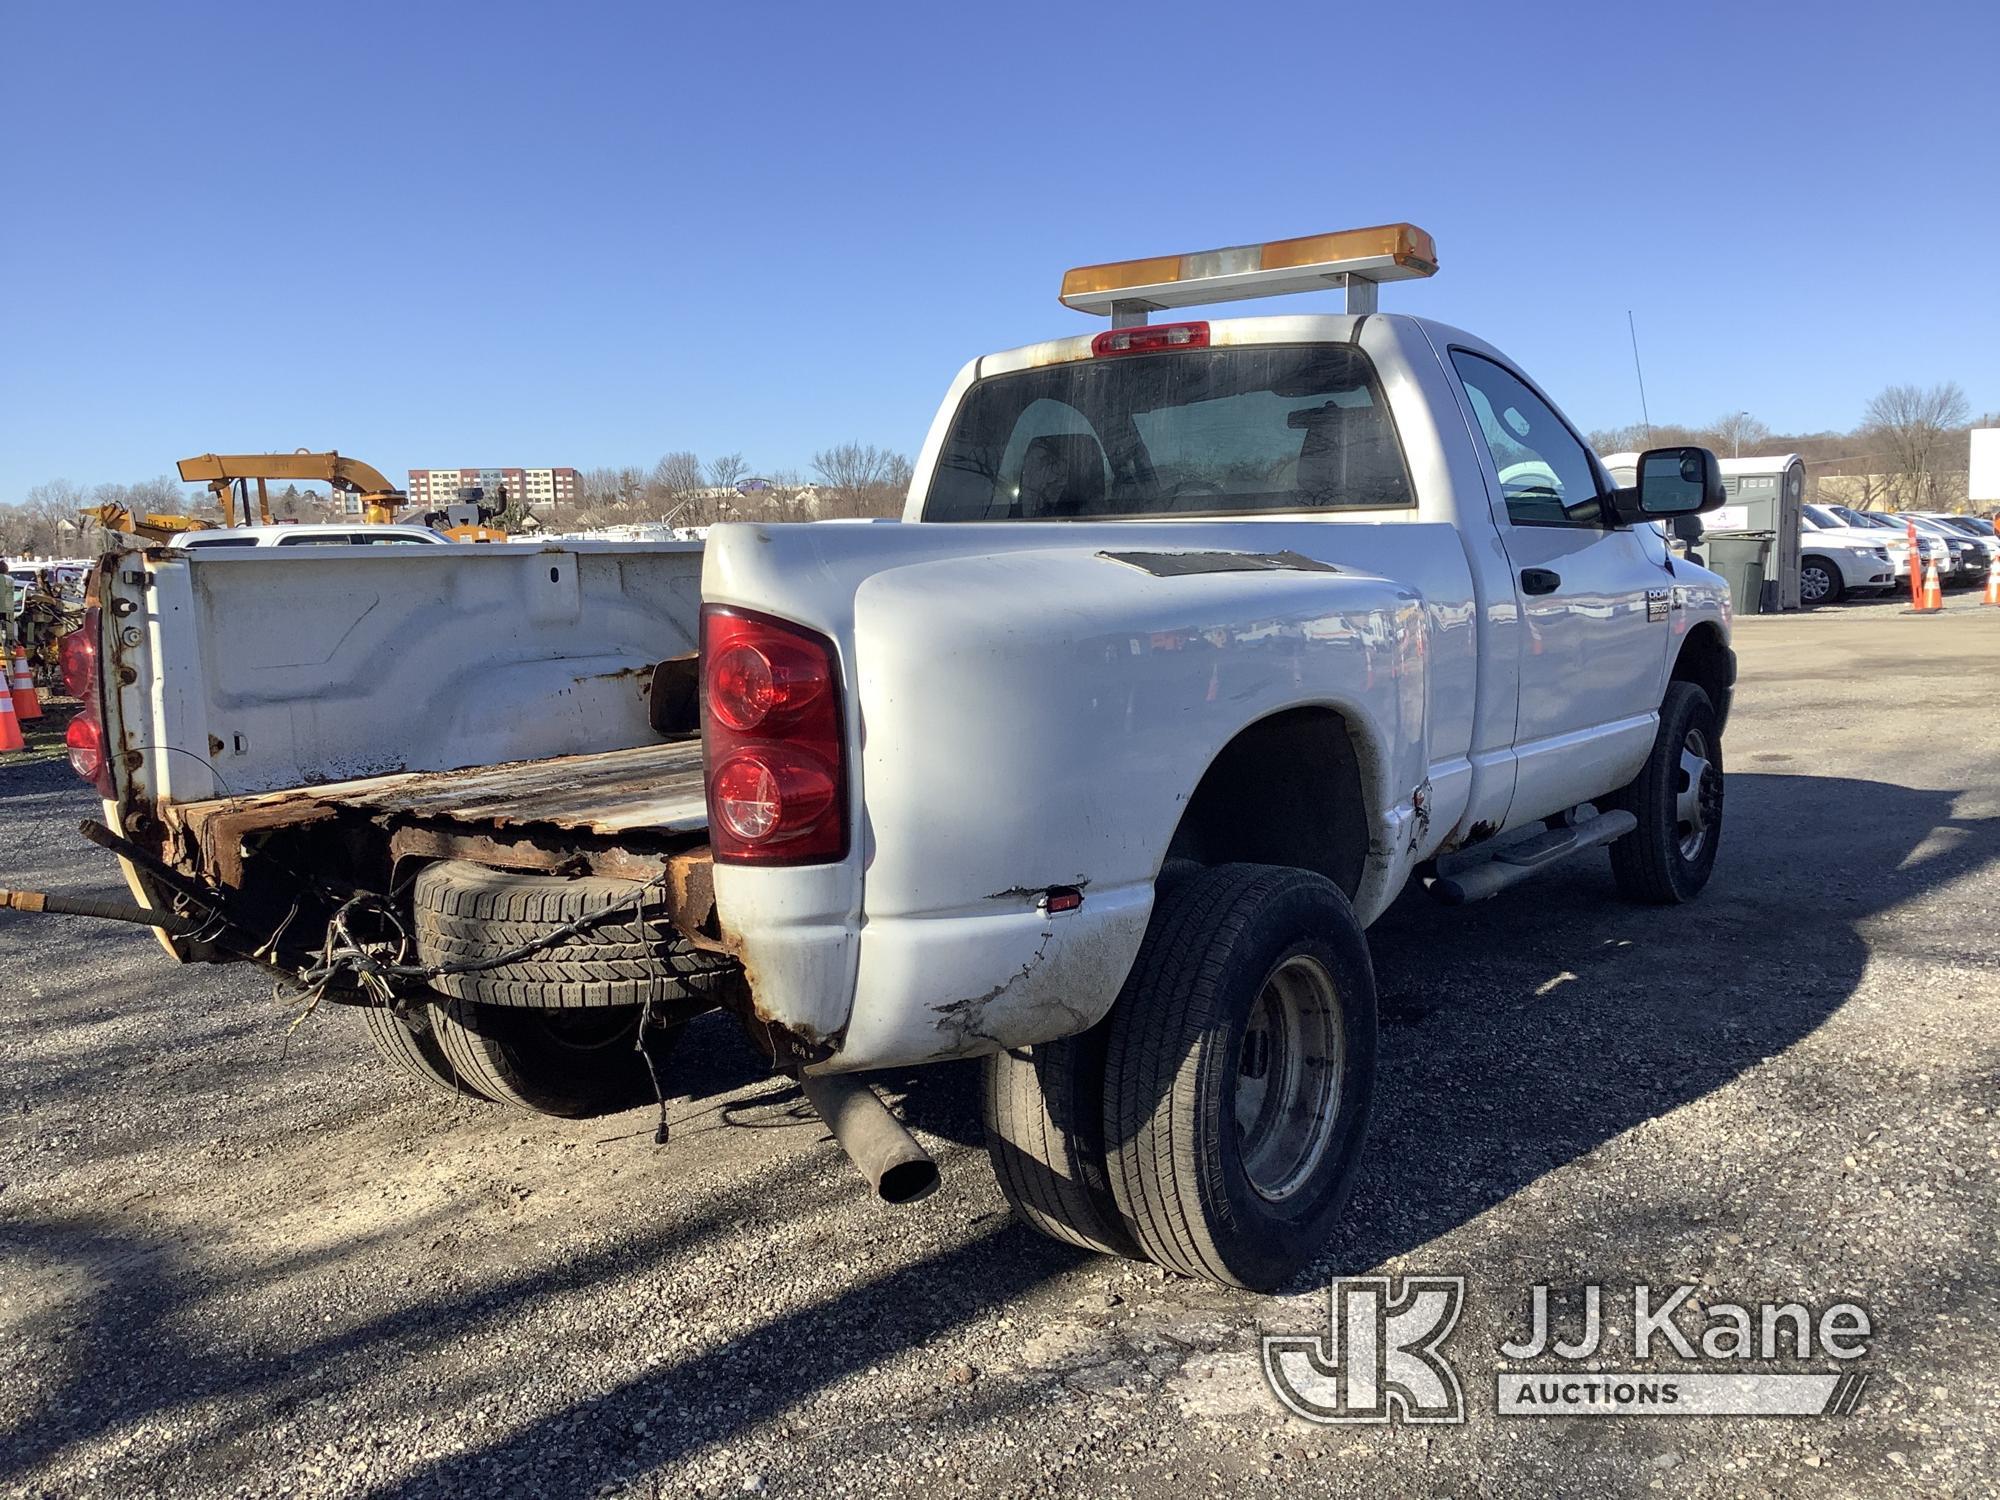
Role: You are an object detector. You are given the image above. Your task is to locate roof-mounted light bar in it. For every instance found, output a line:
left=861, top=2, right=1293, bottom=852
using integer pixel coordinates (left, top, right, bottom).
left=1059, top=222, right=1438, bottom=325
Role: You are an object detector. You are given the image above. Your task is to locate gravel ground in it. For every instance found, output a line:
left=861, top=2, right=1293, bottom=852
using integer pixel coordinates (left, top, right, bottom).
left=2, top=595, right=1996, bottom=1498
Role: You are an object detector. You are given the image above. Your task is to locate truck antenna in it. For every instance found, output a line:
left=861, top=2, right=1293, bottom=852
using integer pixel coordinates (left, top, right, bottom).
left=1626, top=310, right=1653, bottom=443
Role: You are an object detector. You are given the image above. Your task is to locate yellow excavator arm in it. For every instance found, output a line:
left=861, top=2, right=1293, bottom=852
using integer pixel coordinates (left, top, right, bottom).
left=175, top=452, right=410, bottom=526
left=82, top=504, right=214, bottom=544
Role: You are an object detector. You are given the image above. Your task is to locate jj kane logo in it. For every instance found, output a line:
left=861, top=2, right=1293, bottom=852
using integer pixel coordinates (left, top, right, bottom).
left=1262, top=1279, right=1873, bottom=1424
left=1263, top=1277, right=1467, bottom=1424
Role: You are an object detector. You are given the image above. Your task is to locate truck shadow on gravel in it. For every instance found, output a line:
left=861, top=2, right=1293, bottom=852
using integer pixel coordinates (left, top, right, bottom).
left=1304, top=770, right=1998, bottom=1280
left=1, top=771, right=1993, bottom=1496
left=379, top=772, right=1999, bottom=1495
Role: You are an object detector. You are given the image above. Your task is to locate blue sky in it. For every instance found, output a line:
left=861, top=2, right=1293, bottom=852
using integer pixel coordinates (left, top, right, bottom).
left=2, top=0, right=1994, bottom=498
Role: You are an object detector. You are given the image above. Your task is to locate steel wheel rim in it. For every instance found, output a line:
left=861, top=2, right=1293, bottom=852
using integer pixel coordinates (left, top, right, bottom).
left=1674, top=726, right=1717, bottom=861
left=1233, top=953, right=1345, bottom=1202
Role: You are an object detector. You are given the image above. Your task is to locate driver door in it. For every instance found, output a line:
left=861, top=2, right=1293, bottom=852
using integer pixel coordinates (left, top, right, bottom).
left=1449, top=349, right=1669, bottom=821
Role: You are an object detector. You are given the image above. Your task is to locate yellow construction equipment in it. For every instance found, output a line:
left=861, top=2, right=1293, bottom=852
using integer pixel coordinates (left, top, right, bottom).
left=176, top=451, right=411, bottom=527
left=82, top=505, right=215, bottom=544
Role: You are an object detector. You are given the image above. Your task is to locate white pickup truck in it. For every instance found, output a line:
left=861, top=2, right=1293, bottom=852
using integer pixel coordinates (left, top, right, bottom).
left=37, top=224, right=1736, bottom=1290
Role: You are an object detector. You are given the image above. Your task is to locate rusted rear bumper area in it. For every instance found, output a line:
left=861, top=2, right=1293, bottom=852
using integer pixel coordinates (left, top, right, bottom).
left=164, top=740, right=709, bottom=883
left=134, top=738, right=735, bottom=976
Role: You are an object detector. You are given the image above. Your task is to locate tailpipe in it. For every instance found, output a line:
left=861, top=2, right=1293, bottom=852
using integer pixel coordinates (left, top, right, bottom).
left=798, top=1072, right=938, bottom=1204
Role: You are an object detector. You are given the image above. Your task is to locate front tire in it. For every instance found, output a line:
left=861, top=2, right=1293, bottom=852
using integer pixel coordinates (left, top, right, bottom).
left=1607, top=681, right=1723, bottom=904
left=429, top=1000, right=666, bottom=1117
left=1101, top=864, right=1378, bottom=1291
left=1799, top=555, right=1843, bottom=607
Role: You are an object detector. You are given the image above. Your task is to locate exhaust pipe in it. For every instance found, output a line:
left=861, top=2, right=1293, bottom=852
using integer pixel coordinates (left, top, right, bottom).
left=798, top=1072, right=939, bottom=1204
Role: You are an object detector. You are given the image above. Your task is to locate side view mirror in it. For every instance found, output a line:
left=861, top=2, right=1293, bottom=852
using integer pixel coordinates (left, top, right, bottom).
left=1606, top=446, right=1726, bottom=527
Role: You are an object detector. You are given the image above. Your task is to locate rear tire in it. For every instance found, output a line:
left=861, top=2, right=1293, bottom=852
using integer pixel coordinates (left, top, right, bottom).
left=1607, top=681, right=1723, bottom=904
left=983, top=1024, right=1140, bottom=1260
left=429, top=999, right=667, bottom=1117
left=1101, top=864, right=1377, bottom=1291
left=357, top=1001, right=491, bottom=1103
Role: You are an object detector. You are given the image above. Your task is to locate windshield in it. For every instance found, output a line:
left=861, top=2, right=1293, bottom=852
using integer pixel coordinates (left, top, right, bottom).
left=1828, top=505, right=1896, bottom=529
left=923, top=344, right=1412, bottom=521
left=1803, top=503, right=1854, bottom=529
left=1898, top=516, right=1962, bottom=540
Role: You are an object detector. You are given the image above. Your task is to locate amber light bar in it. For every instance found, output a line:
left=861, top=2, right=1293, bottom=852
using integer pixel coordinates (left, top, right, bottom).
left=1059, top=223, right=1438, bottom=321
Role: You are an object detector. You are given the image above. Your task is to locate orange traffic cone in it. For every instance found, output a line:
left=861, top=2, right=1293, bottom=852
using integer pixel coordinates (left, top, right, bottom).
left=0, top=681, right=22, bottom=752
left=9, top=649, right=42, bottom=722
left=1919, top=559, right=1945, bottom=613
left=1984, top=559, right=2000, bottom=608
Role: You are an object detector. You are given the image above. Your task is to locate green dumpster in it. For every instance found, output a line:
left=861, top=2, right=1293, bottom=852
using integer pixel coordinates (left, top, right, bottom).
left=1703, top=532, right=1776, bottom=615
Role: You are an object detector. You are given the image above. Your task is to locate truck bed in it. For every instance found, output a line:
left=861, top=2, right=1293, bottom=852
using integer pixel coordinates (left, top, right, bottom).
left=262, top=739, right=711, bottom=837
left=166, top=740, right=710, bottom=884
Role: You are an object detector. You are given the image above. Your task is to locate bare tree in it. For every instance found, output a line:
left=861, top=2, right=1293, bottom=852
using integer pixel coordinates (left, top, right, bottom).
left=1865, top=382, right=1970, bottom=509
left=1587, top=422, right=1702, bottom=457
left=706, top=452, right=748, bottom=496
left=812, top=443, right=912, bottom=519
left=644, top=451, right=710, bottom=524
left=1704, top=411, right=1770, bottom=459
left=3, top=480, right=90, bottom=555
left=650, top=451, right=703, bottom=497
left=579, top=466, right=646, bottom=516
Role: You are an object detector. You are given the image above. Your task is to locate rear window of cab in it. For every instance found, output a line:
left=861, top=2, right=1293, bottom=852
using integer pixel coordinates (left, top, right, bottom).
left=924, top=344, right=1413, bottom=521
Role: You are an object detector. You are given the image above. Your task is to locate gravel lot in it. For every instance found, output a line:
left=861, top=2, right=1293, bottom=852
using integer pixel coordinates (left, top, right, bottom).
left=3, top=594, right=1996, bottom=1498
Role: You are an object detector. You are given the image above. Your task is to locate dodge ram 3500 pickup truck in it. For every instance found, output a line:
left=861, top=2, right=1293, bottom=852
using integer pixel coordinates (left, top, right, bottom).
left=31, top=223, right=1736, bottom=1290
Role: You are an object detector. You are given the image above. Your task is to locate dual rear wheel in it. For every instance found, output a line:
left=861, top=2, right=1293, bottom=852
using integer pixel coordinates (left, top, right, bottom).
left=984, top=863, right=1379, bottom=1292
left=985, top=690, right=1725, bottom=1288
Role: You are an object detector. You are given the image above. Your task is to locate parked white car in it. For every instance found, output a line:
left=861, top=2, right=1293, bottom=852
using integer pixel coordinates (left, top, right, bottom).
left=1806, top=504, right=1943, bottom=583
left=1795, top=525, right=1895, bottom=605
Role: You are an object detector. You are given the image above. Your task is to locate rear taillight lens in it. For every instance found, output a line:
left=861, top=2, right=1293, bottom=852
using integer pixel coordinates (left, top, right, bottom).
left=62, top=606, right=114, bottom=797
left=60, top=607, right=99, bottom=699
left=66, top=712, right=113, bottom=797
left=702, top=607, right=847, bottom=864
left=707, top=637, right=828, bottom=733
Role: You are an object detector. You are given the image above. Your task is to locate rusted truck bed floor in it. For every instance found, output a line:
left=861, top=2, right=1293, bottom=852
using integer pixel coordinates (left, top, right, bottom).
left=173, top=739, right=709, bottom=847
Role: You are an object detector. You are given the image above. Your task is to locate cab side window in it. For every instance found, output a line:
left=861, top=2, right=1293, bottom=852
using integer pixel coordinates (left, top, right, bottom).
left=1450, top=351, right=1604, bottom=527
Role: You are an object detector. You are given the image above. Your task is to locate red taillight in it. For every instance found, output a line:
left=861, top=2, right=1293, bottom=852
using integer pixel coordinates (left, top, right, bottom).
left=60, top=606, right=99, bottom=699
left=706, top=637, right=828, bottom=733
left=66, top=711, right=114, bottom=797
left=61, top=606, right=115, bottom=797
left=1091, top=321, right=1210, bottom=358
left=702, top=607, right=846, bottom=864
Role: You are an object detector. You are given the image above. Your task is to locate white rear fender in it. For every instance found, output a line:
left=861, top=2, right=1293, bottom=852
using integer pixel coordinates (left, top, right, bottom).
left=704, top=526, right=1432, bottom=1072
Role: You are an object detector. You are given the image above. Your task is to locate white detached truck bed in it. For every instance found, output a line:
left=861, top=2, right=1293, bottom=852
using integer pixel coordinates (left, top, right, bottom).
left=32, top=222, right=1737, bottom=1290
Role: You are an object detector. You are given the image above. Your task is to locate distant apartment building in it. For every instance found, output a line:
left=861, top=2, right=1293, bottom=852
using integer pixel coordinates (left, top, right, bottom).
left=398, top=466, right=581, bottom=515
